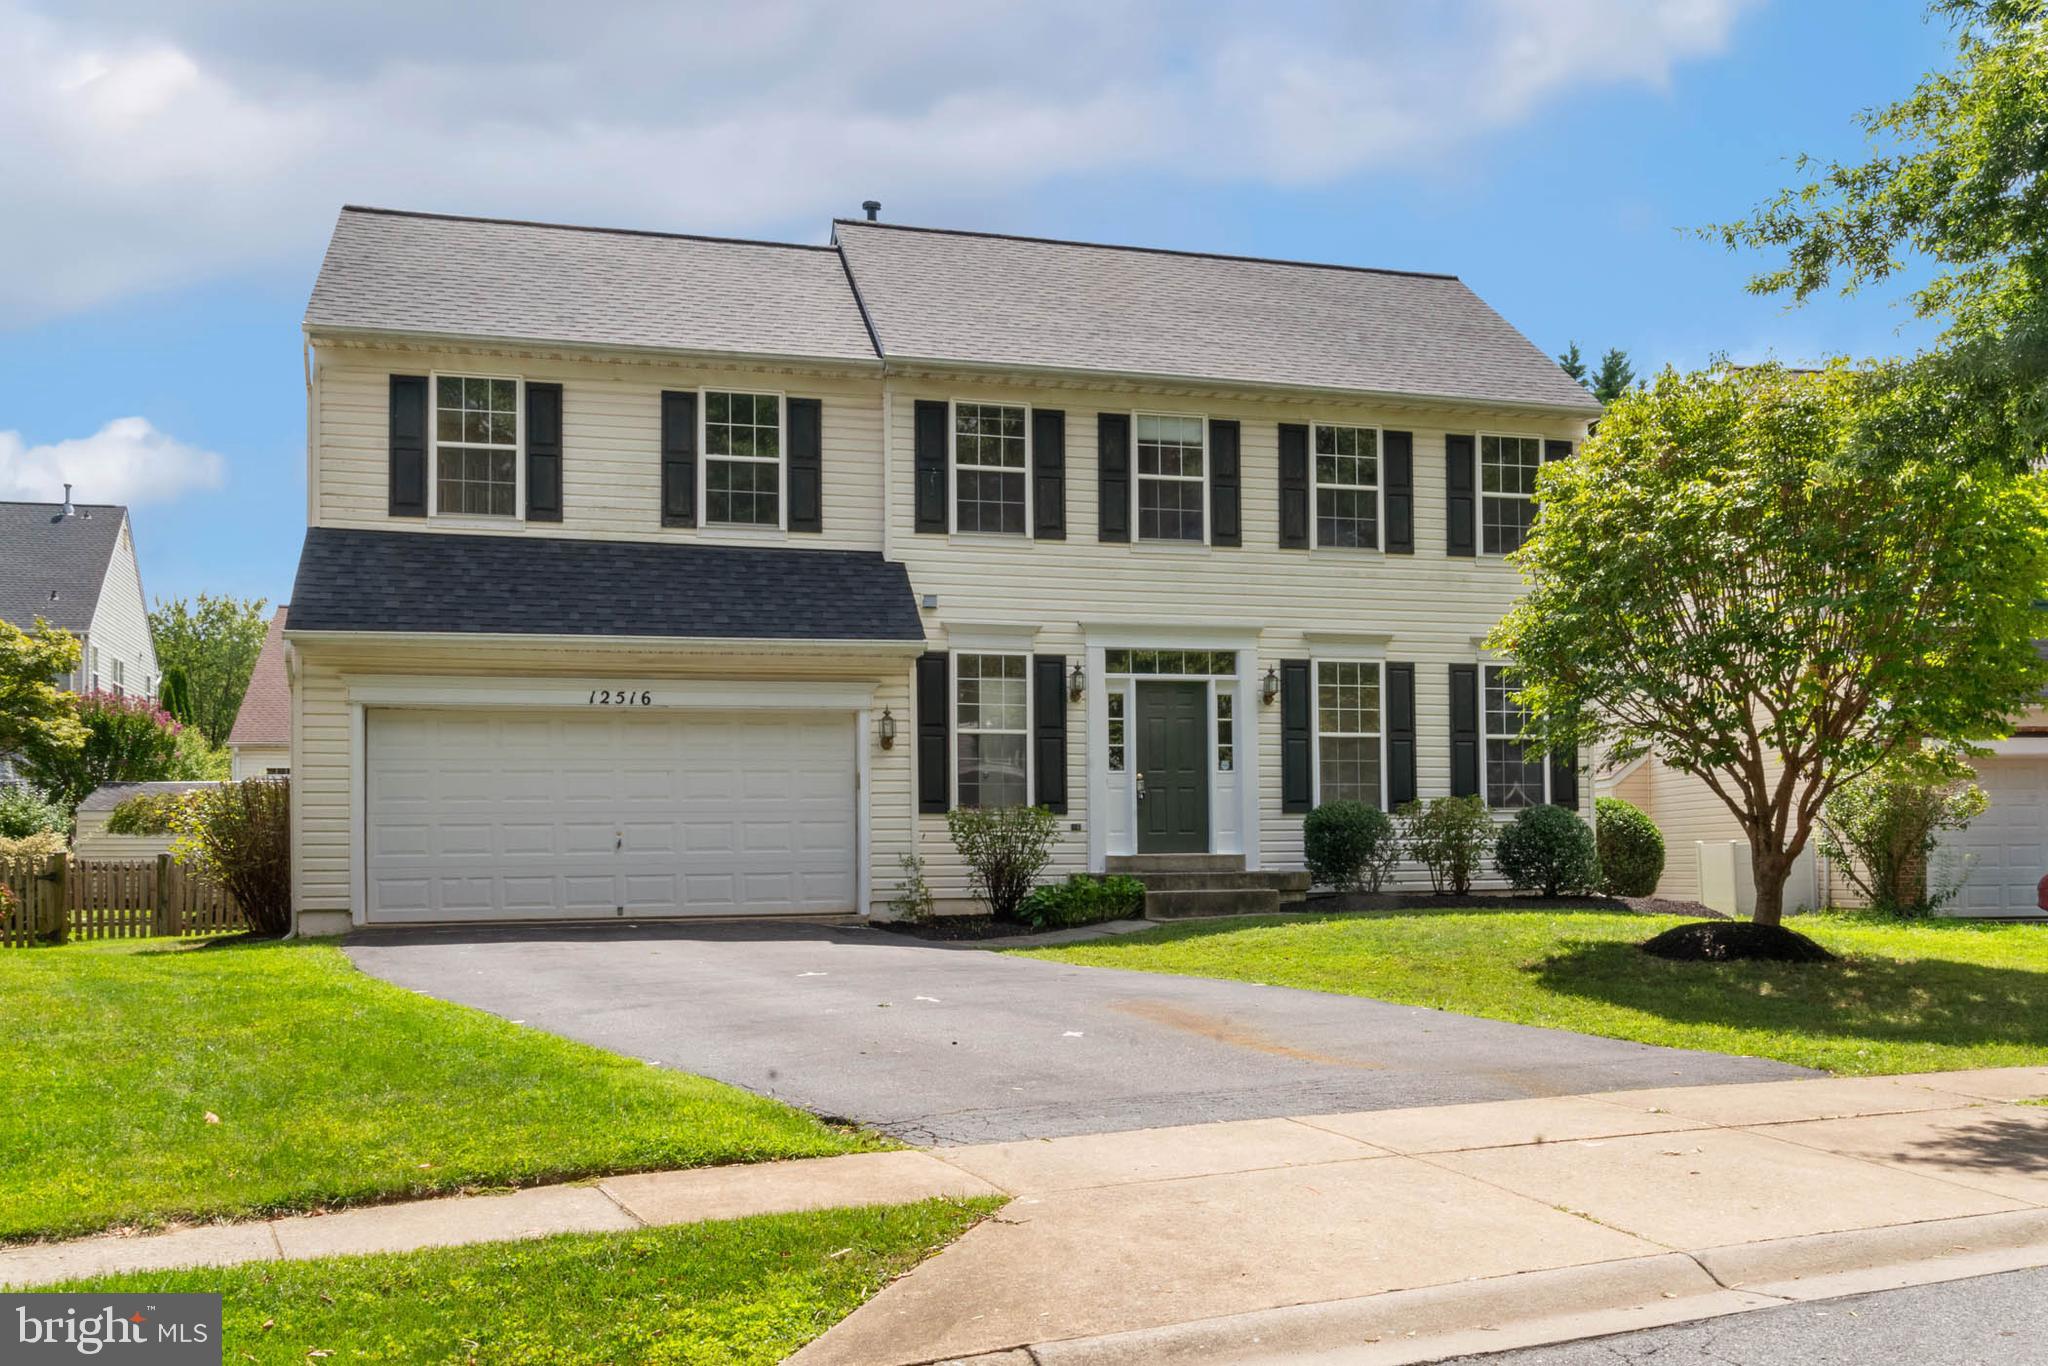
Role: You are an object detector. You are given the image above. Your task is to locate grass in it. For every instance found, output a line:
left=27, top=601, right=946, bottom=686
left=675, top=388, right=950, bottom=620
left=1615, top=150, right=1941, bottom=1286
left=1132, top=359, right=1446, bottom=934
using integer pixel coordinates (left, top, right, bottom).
left=0, top=938, right=885, bottom=1244
left=46, top=1197, right=1000, bottom=1364
left=1013, top=908, right=2048, bottom=1075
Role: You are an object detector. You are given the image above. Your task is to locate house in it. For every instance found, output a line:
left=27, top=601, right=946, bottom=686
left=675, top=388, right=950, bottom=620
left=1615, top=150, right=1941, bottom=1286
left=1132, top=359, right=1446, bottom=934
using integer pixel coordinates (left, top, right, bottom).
left=227, top=607, right=291, bottom=779
left=0, top=493, right=160, bottom=787
left=71, top=781, right=218, bottom=861
left=284, top=205, right=1601, bottom=935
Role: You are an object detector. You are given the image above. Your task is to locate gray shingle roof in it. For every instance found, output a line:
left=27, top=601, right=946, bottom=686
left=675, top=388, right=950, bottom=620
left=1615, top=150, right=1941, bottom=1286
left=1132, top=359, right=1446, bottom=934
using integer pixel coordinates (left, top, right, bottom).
left=0, top=501, right=128, bottom=634
left=227, top=606, right=290, bottom=748
left=305, top=207, right=878, bottom=364
left=834, top=220, right=1600, bottom=412
left=287, top=528, right=925, bottom=642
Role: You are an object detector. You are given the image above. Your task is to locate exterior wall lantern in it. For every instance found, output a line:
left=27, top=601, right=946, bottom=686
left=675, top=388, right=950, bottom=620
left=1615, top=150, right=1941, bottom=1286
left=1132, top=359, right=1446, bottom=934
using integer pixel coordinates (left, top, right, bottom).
left=1260, top=666, right=1280, bottom=706
left=877, top=707, right=898, bottom=749
left=1068, top=662, right=1086, bottom=702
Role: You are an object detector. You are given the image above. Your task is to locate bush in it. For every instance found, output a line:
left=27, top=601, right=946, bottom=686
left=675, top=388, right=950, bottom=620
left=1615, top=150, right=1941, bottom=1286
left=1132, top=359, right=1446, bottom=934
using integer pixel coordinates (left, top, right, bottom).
left=0, top=785, right=67, bottom=840
left=1018, top=874, right=1146, bottom=929
left=945, top=805, right=1060, bottom=922
left=171, top=778, right=291, bottom=937
left=1818, top=751, right=1988, bottom=916
left=16, top=690, right=185, bottom=812
left=165, top=727, right=231, bottom=781
left=1595, top=797, right=1665, bottom=897
left=1303, top=801, right=1399, bottom=892
left=1398, top=795, right=1494, bottom=895
left=105, top=791, right=192, bottom=836
left=886, top=851, right=935, bottom=923
left=1494, top=804, right=1600, bottom=897
left=0, top=831, right=67, bottom=862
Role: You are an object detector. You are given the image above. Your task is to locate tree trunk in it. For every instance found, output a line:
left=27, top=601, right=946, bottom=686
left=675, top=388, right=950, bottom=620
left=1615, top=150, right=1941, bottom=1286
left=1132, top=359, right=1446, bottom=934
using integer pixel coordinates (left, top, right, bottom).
left=1750, top=845, right=1791, bottom=927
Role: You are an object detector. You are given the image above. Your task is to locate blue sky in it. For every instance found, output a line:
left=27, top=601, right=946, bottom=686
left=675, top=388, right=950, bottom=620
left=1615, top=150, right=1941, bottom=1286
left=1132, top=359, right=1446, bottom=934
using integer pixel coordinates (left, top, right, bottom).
left=0, top=1, right=1950, bottom=607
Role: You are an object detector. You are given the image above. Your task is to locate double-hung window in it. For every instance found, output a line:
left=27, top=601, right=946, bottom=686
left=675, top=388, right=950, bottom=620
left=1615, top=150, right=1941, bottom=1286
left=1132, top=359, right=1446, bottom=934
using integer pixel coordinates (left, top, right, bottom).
left=704, top=391, right=782, bottom=526
left=1479, top=434, right=1542, bottom=555
left=1135, top=413, right=1204, bottom=541
left=1316, top=661, right=1382, bottom=806
left=956, top=653, right=1029, bottom=808
left=434, top=376, right=520, bottom=518
left=110, top=658, right=126, bottom=697
left=1483, top=664, right=1547, bottom=808
left=1314, top=425, right=1379, bottom=549
left=954, top=402, right=1027, bottom=535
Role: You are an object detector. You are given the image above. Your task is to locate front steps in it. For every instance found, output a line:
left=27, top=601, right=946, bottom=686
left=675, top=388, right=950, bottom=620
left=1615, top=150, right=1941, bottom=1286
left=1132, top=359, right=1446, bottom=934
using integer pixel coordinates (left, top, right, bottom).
left=1105, top=854, right=1310, bottom=921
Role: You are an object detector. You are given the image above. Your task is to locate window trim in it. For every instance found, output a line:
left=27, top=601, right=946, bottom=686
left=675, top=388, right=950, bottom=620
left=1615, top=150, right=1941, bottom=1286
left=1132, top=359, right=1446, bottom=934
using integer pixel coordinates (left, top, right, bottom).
left=697, top=387, right=789, bottom=531
left=948, top=398, right=1033, bottom=538
left=1310, top=422, right=1385, bottom=552
left=110, top=657, right=126, bottom=698
left=1475, top=430, right=1544, bottom=558
left=1480, top=661, right=1550, bottom=809
left=427, top=370, right=526, bottom=523
left=950, top=650, right=1033, bottom=809
left=1131, top=409, right=1210, bottom=546
left=1311, top=657, right=1389, bottom=809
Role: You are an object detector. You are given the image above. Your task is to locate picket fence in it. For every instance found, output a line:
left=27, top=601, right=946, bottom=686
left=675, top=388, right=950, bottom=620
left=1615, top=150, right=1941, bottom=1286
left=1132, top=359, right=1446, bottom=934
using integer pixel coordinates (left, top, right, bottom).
left=0, top=854, right=242, bottom=946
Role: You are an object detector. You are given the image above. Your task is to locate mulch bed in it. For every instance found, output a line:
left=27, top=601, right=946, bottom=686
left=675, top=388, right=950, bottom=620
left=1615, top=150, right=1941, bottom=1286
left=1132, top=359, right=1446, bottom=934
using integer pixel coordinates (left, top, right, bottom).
left=867, top=915, right=1027, bottom=942
left=1641, top=919, right=1837, bottom=963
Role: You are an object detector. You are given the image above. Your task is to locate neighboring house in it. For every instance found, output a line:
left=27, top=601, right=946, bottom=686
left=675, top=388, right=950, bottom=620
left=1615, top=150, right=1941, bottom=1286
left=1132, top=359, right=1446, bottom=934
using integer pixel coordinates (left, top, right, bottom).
left=71, top=781, right=216, bottom=861
left=227, top=607, right=291, bottom=779
left=0, top=493, right=160, bottom=787
left=284, top=205, right=1601, bottom=935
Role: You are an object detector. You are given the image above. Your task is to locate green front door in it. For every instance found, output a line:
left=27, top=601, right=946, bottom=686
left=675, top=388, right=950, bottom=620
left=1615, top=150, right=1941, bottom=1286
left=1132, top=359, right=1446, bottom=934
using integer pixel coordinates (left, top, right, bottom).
left=1136, top=681, right=1209, bottom=853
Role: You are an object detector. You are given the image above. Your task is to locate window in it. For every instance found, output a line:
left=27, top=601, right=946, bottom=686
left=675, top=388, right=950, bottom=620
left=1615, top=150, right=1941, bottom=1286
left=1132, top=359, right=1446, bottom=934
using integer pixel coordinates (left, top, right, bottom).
left=1103, top=649, right=1236, bottom=676
left=1135, top=413, right=1204, bottom=541
left=704, top=391, right=782, bottom=526
left=434, top=376, right=520, bottom=518
left=1314, top=425, right=1379, bottom=549
left=110, top=658, right=126, bottom=697
left=956, top=653, right=1028, bottom=808
left=265, top=766, right=292, bottom=777
left=90, top=646, right=100, bottom=692
left=1216, top=692, right=1234, bottom=773
left=953, top=403, right=1027, bottom=535
left=1107, top=692, right=1126, bottom=773
left=1483, top=664, right=1547, bottom=809
left=1480, top=434, right=1542, bottom=555
left=1316, top=661, right=1381, bottom=806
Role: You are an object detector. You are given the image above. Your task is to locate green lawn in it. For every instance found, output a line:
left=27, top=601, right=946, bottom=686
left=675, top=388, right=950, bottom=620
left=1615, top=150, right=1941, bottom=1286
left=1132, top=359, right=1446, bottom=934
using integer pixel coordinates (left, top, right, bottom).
left=48, top=1197, right=999, bottom=1364
left=1014, top=909, right=2048, bottom=1075
left=0, top=939, right=884, bottom=1243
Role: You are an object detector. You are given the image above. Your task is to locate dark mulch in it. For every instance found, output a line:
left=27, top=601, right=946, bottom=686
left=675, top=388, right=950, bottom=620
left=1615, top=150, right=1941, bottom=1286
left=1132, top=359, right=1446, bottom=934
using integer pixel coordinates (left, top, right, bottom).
left=868, top=915, right=1030, bottom=942
left=1641, top=919, right=1838, bottom=963
left=1307, top=890, right=1726, bottom=919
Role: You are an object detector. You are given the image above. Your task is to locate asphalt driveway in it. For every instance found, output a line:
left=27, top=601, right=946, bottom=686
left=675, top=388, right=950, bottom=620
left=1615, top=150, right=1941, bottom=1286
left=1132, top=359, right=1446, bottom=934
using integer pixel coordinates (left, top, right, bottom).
left=344, top=922, right=1812, bottom=1144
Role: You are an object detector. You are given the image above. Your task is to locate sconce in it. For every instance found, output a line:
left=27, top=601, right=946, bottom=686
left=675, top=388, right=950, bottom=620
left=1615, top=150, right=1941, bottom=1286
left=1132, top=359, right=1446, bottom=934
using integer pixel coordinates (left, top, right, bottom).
left=1260, top=666, right=1280, bottom=706
left=1068, top=662, right=1086, bottom=702
left=877, top=707, right=898, bottom=749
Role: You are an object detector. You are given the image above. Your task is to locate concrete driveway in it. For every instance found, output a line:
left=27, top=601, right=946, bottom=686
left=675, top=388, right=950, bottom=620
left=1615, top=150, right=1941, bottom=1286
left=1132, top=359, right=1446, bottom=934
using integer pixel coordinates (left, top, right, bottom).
left=345, top=922, right=1811, bottom=1144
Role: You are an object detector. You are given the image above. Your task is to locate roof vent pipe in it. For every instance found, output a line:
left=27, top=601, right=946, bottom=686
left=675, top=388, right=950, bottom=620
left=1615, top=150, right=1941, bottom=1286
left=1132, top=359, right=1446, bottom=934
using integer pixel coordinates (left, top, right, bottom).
left=60, top=483, right=74, bottom=518
left=861, top=200, right=881, bottom=222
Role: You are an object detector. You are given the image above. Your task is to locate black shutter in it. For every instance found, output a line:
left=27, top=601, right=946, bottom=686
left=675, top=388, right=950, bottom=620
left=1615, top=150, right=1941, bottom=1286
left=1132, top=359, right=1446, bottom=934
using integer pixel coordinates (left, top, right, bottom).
left=524, top=382, right=563, bottom=523
left=1544, top=439, right=1573, bottom=465
left=1383, top=430, right=1413, bottom=554
left=914, top=400, right=948, bottom=534
left=660, top=391, right=697, bottom=528
left=1386, top=662, right=1417, bottom=809
left=1450, top=664, right=1480, bottom=797
left=1277, top=423, right=1309, bottom=548
left=787, top=397, right=823, bottom=532
left=1032, top=408, right=1066, bottom=540
left=1098, top=413, right=1131, bottom=542
left=1446, top=434, right=1476, bottom=557
left=1281, top=658, right=1313, bottom=813
left=388, top=375, right=428, bottom=518
left=1033, top=655, right=1068, bottom=813
left=1209, top=418, right=1241, bottom=547
left=1550, top=747, right=1580, bottom=810
left=916, top=652, right=950, bottom=814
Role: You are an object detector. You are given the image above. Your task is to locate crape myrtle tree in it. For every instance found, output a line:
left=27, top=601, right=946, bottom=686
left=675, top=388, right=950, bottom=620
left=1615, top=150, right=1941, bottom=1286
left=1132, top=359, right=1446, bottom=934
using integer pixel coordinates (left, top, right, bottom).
left=1490, top=360, right=2048, bottom=926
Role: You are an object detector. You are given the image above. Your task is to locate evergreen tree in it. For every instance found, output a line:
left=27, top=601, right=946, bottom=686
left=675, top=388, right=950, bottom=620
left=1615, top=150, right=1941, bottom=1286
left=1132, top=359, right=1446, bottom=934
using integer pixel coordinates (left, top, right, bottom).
left=1556, top=342, right=1588, bottom=384
left=1590, top=348, right=1638, bottom=403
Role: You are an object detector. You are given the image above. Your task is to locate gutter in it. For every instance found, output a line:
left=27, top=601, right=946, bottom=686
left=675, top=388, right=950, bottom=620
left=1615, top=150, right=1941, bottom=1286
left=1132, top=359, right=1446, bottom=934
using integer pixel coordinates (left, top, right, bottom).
left=282, top=629, right=926, bottom=656
left=300, top=323, right=883, bottom=375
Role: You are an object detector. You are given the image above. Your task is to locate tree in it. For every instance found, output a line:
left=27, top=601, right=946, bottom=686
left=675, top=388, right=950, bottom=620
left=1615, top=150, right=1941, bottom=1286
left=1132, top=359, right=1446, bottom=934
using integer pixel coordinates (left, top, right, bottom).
left=1590, top=348, right=1638, bottom=403
left=158, top=667, right=195, bottom=727
left=1817, top=750, right=1988, bottom=915
left=1491, top=361, right=2048, bottom=925
left=1557, top=342, right=1589, bottom=384
left=0, top=618, right=85, bottom=766
left=149, top=595, right=269, bottom=747
left=17, top=691, right=186, bottom=812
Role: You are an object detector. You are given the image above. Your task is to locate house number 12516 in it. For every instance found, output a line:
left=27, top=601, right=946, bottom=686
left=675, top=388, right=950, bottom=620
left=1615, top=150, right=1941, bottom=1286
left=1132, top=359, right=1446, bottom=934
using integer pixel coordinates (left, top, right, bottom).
left=588, top=688, right=654, bottom=706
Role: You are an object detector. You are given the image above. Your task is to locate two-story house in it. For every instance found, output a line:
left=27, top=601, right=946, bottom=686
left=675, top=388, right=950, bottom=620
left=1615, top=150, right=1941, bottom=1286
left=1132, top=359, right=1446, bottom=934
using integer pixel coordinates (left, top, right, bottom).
left=284, top=206, right=1600, bottom=936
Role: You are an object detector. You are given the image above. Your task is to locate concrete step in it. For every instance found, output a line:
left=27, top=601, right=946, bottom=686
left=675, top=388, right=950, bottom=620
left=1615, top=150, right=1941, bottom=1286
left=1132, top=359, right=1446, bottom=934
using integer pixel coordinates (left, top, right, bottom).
left=1107, top=854, right=1247, bottom=875
left=1144, top=887, right=1282, bottom=920
left=1122, top=871, right=1311, bottom=896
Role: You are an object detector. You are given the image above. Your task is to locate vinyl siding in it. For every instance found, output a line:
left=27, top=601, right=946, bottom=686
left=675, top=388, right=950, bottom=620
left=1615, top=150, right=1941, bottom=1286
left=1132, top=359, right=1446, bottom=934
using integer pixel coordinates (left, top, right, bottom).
left=230, top=745, right=291, bottom=780
left=72, top=809, right=178, bottom=861
left=85, top=520, right=159, bottom=699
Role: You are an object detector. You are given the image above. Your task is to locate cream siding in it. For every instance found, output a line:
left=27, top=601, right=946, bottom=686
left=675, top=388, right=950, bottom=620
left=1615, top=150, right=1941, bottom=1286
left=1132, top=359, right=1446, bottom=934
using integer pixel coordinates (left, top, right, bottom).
left=231, top=744, right=291, bottom=780
left=72, top=810, right=178, bottom=861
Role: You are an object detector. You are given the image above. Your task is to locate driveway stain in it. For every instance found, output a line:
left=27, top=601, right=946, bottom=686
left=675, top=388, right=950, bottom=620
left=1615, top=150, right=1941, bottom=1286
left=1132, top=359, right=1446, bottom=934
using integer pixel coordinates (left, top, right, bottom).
left=1112, top=998, right=1387, bottom=1070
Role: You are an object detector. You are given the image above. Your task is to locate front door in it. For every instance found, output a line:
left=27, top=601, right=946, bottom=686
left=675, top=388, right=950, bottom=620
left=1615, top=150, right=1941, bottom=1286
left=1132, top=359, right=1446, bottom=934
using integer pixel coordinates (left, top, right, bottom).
left=1136, top=681, right=1209, bottom=853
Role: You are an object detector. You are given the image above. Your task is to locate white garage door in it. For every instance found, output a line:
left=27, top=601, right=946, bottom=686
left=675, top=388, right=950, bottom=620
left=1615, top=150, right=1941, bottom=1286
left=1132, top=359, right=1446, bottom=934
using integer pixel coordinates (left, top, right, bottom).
left=1934, top=756, right=2048, bottom=918
left=365, top=708, right=857, bottom=923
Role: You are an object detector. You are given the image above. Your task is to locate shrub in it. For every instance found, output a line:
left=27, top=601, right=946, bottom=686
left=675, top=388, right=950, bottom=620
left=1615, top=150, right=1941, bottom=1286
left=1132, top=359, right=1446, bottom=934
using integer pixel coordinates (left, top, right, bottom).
left=0, top=881, right=14, bottom=922
left=0, top=831, right=67, bottom=862
left=105, top=791, right=192, bottom=836
left=945, top=805, right=1060, bottom=922
left=1303, top=800, right=1400, bottom=892
left=1018, top=874, right=1146, bottom=929
left=1818, top=751, right=1989, bottom=916
left=16, top=690, right=185, bottom=812
left=1399, top=795, right=1494, bottom=895
left=1595, top=797, right=1665, bottom=897
left=886, top=851, right=935, bottom=923
left=1494, top=804, right=1600, bottom=897
left=0, top=785, right=67, bottom=840
left=171, top=777, right=291, bottom=937
left=165, top=727, right=231, bottom=781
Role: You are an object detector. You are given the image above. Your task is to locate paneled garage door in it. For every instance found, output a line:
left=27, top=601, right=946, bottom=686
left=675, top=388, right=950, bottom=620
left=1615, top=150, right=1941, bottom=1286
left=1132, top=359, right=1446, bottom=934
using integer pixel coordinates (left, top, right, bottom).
left=1934, top=755, right=2048, bottom=918
left=365, top=708, right=857, bottom=923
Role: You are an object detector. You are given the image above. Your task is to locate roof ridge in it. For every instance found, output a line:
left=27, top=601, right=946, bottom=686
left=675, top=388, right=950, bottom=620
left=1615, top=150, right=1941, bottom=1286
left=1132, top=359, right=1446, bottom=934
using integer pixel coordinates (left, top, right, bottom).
left=832, top=218, right=1459, bottom=282
left=340, top=205, right=838, bottom=254
left=0, top=500, right=125, bottom=511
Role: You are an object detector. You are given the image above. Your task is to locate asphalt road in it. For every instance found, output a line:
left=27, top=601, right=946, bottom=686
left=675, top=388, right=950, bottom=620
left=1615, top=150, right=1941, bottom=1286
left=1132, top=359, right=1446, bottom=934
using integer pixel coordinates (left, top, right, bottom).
left=1440, top=1267, right=2048, bottom=1364
left=345, top=921, right=1810, bottom=1144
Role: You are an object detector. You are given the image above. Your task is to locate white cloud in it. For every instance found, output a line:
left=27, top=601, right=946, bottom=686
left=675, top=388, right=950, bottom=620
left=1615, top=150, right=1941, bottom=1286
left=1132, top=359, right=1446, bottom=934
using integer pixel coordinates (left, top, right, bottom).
left=0, top=0, right=1758, bottom=324
left=0, top=417, right=227, bottom=505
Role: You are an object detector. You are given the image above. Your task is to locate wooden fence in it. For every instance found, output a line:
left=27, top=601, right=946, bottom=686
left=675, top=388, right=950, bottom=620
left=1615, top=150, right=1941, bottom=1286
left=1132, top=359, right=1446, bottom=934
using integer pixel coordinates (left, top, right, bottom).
left=0, top=855, right=242, bottom=946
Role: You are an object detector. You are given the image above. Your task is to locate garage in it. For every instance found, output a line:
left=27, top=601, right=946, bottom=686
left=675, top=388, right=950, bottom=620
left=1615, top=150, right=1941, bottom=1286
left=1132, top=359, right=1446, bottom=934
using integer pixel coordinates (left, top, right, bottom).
left=1934, top=754, right=2048, bottom=918
left=364, top=707, right=858, bottom=923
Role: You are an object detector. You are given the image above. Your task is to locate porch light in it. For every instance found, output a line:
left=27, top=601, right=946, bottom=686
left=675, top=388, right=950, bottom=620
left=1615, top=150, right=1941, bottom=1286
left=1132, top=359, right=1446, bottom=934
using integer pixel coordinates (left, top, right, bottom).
left=1068, top=662, right=1086, bottom=702
left=877, top=707, right=898, bottom=749
left=1260, top=666, right=1280, bottom=706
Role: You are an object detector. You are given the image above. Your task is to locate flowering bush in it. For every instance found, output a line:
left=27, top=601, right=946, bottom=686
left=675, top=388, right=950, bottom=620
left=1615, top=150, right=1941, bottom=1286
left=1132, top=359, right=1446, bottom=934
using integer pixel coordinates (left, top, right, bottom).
left=17, top=690, right=185, bottom=812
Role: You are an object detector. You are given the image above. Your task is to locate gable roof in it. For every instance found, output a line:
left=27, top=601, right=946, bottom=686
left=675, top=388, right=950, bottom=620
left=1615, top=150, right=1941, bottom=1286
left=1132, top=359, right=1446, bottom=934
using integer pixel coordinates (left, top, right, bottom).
left=833, top=219, right=1599, bottom=412
left=227, top=606, right=290, bottom=749
left=305, top=206, right=878, bottom=365
left=78, top=781, right=222, bottom=814
left=0, top=501, right=130, bottom=635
